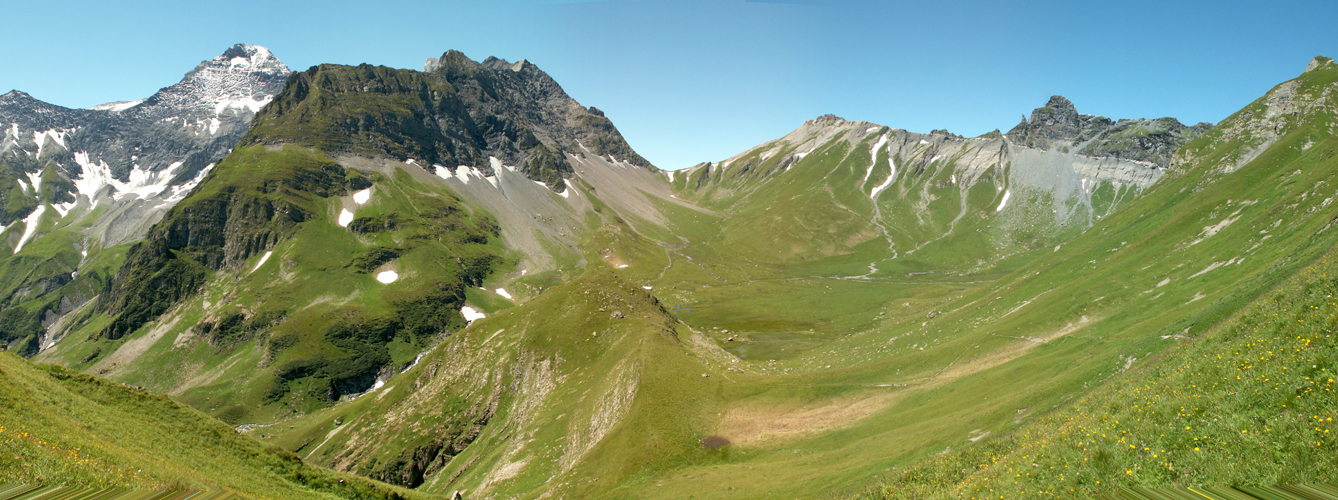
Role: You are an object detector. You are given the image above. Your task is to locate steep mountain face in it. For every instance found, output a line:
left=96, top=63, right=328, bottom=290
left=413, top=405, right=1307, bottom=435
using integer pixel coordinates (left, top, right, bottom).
left=241, top=50, right=651, bottom=191
left=1006, top=95, right=1213, bottom=167
left=35, top=50, right=679, bottom=438
left=670, top=97, right=1210, bottom=272
left=0, top=44, right=289, bottom=234
left=0, top=44, right=289, bottom=356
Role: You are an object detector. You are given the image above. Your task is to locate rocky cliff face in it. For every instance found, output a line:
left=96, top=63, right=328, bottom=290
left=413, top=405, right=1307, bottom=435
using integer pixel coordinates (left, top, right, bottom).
left=242, top=50, right=651, bottom=192
left=1006, top=95, right=1213, bottom=167
left=0, top=44, right=290, bottom=239
left=0, top=44, right=290, bottom=353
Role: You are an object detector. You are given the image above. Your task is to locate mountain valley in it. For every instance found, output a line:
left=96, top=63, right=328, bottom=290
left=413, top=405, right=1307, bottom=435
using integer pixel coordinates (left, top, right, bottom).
left=1, top=47, right=1336, bottom=500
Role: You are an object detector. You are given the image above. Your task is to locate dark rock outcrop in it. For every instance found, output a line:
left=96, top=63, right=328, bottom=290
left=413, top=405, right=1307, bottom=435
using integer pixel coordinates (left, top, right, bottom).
left=243, top=50, right=653, bottom=192
left=1006, top=95, right=1212, bottom=166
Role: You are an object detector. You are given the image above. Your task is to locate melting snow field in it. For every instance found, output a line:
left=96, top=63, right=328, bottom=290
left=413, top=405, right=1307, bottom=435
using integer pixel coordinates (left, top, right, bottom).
left=352, top=188, right=371, bottom=204
left=617, top=264, right=629, bottom=269
left=862, top=134, right=889, bottom=185
left=338, top=209, right=354, bottom=227
left=995, top=190, right=1012, bottom=212
left=495, top=288, right=513, bottom=300
left=251, top=251, right=272, bottom=273
left=375, top=270, right=398, bottom=284
left=461, top=306, right=486, bottom=323
left=13, top=205, right=46, bottom=254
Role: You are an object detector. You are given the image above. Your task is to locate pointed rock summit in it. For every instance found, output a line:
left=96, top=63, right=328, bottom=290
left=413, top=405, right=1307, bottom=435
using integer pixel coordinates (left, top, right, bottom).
left=1006, top=95, right=1211, bottom=167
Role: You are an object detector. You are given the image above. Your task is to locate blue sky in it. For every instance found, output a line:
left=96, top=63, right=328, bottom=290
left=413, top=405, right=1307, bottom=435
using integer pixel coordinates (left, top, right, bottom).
left=2, top=0, right=1334, bottom=169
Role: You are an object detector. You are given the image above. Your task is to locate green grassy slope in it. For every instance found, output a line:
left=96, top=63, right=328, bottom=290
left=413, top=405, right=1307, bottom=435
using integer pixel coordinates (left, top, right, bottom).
left=870, top=249, right=1338, bottom=499
left=41, top=145, right=505, bottom=425
left=0, top=351, right=423, bottom=499
left=479, top=57, right=1338, bottom=499
left=839, top=57, right=1338, bottom=498
left=258, top=270, right=725, bottom=498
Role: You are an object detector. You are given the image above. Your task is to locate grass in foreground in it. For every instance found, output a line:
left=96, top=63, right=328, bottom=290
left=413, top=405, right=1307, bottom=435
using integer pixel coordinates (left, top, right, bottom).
left=0, top=351, right=426, bottom=499
left=862, top=249, right=1338, bottom=499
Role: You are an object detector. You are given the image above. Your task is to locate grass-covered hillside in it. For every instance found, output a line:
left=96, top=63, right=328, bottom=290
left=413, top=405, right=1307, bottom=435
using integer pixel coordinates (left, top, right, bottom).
left=848, top=56, right=1338, bottom=498
left=38, top=145, right=505, bottom=426
left=0, top=351, right=422, bottom=499
left=257, top=270, right=728, bottom=498
left=866, top=251, right=1338, bottom=498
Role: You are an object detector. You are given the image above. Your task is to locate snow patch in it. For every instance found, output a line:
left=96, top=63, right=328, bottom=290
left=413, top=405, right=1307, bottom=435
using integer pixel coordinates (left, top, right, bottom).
left=13, top=205, right=45, bottom=254
left=862, top=134, right=889, bottom=185
left=90, top=99, right=145, bottom=112
left=560, top=179, right=573, bottom=198
left=159, top=163, right=213, bottom=206
left=995, top=190, right=1012, bottom=212
left=213, top=95, right=273, bottom=116
left=919, top=139, right=929, bottom=145
left=74, top=153, right=187, bottom=201
left=461, top=306, right=486, bottom=324
left=352, top=188, right=371, bottom=204
left=870, top=170, right=897, bottom=199
left=643, top=286, right=653, bottom=290
left=338, top=209, right=354, bottom=227
left=495, top=288, right=513, bottom=300
left=866, top=126, right=880, bottom=133
left=25, top=170, right=42, bottom=196
left=617, top=264, right=629, bottom=269
left=951, top=174, right=957, bottom=184
left=376, top=270, right=399, bottom=284
left=32, top=129, right=67, bottom=158
left=1188, top=216, right=1240, bottom=247
left=251, top=251, right=272, bottom=273
left=1189, top=261, right=1228, bottom=279
left=52, top=201, right=75, bottom=218
left=208, top=117, right=221, bottom=135
left=15, top=178, right=28, bottom=195
left=931, top=155, right=943, bottom=163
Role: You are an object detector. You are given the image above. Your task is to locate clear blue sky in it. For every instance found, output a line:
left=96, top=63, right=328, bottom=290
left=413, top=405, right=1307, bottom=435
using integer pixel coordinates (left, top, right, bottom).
left=2, top=0, right=1334, bottom=170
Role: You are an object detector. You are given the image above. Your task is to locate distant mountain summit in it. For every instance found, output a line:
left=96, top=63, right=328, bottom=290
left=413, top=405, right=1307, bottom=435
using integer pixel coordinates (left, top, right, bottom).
left=0, top=44, right=288, bottom=356
left=245, top=50, right=650, bottom=191
left=0, top=44, right=290, bottom=237
left=1006, top=95, right=1212, bottom=167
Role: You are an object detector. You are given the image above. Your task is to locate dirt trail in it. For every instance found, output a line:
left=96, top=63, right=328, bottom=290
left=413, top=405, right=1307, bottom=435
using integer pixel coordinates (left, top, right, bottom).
left=718, top=316, right=1091, bottom=446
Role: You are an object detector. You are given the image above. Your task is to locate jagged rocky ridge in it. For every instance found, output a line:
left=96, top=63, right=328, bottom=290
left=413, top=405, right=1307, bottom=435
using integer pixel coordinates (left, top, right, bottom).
left=0, top=44, right=290, bottom=354
left=241, top=50, right=652, bottom=192
left=0, top=44, right=290, bottom=232
left=1006, top=95, right=1213, bottom=167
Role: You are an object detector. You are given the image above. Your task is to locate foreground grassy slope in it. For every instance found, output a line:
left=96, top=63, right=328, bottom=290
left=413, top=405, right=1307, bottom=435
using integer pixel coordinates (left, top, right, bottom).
left=870, top=249, right=1338, bottom=499
left=0, top=351, right=423, bottom=499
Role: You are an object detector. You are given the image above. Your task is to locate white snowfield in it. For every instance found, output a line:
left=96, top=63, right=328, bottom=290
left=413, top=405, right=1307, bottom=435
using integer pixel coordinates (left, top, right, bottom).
left=338, top=209, right=354, bottom=227
left=495, top=288, right=513, bottom=300
left=461, top=306, right=486, bottom=324
left=996, top=190, right=1012, bottom=212
left=352, top=188, right=371, bottom=204
left=862, top=134, right=889, bottom=185
left=12, top=205, right=46, bottom=254
left=251, top=251, right=272, bottom=273
left=375, top=270, right=398, bottom=284
left=90, top=99, right=145, bottom=112
left=71, top=153, right=212, bottom=205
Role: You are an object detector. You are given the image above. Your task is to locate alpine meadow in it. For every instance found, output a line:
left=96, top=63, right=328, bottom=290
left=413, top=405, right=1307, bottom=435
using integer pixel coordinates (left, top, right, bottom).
left=1, top=37, right=1336, bottom=500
